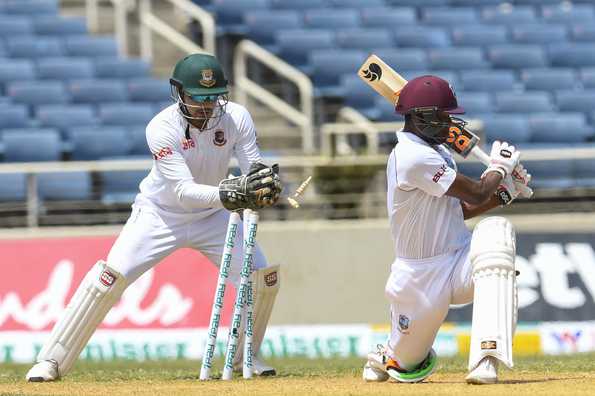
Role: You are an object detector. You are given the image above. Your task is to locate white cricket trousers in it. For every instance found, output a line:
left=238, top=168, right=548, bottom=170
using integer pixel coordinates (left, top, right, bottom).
left=385, top=243, right=474, bottom=370
left=107, top=204, right=268, bottom=285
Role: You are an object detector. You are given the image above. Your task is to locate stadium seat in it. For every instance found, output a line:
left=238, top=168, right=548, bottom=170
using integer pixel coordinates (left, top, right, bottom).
left=361, top=7, right=416, bottom=28
left=571, top=25, right=595, bottom=42
left=340, top=75, right=381, bottom=119
left=33, top=15, right=87, bottom=35
left=335, top=29, right=394, bottom=50
left=573, top=157, right=595, bottom=187
left=488, top=45, right=548, bottom=68
left=2, top=129, right=62, bottom=162
left=276, top=29, right=335, bottom=68
left=212, top=0, right=269, bottom=25
left=270, top=0, right=330, bottom=10
left=304, top=9, right=360, bottom=29
left=455, top=92, right=493, bottom=114
left=451, top=25, right=509, bottom=47
left=94, top=58, right=151, bottom=78
left=309, top=50, right=366, bottom=96
left=541, top=4, right=595, bottom=24
left=555, top=91, right=595, bottom=119
left=5, top=36, right=64, bottom=58
left=450, top=0, right=503, bottom=5
left=511, top=24, right=568, bottom=44
left=127, top=79, right=171, bottom=102
left=481, top=5, right=537, bottom=25
left=99, top=103, right=154, bottom=126
left=460, top=70, right=517, bottom=92
left=0, top=17, right=34, bottom=36
left=528, top=159, right=575, bottom=189
left=328, top=0, right=384, bottom=6
left=394, top=27, right=450, bottom=48
left=0, top=105, right=29, bottom=128
left=478, top=113, right=531, bottom=143
left=0, top=60, right=36, bottom=87
left=549, top=44, right=595, bottom=67
left=0, top=0, right=59, bottom=15
left=7, top=81, right=69, bottom=106
left=580, top=68, right=595, bottom=89
left=495, top=91, right=554, bottom=113
left=428, top=48, right=488, bottom=70
left=520, top=68, right=577, bottom=91
left=36, top=104, right=98, bottom=135
left=375, top=96, right=403, bottom=122
left=529, top=113, right=592, bottom=143
left=456, top=160, right=484, bottom=179
left=129, top=125, right=149, bottom=155
left=37, top=57, right=95, bottom=80
left=69, top=127, right=133, bottom=160
left=0, top=173, right=26, bottom=201
left=64, top=36, right=119, bottom=57
left=243, top=10, right=302, bottom=46
left=385, top=0, right=448, bottom=6
left=370, top=48, right=428, bottom=72
left=38, top=172, right=93, bottom=200
left=69, top=79, right=128, bottom=104
left=100, top=170, right=145, bottom=204
left=421, top=7, right=478, bottom=26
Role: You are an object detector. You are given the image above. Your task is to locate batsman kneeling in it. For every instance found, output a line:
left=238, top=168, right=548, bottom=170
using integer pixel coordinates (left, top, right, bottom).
left=363, top=75, right=531, bottom=385
left=26, top=53, right=283, bottom=382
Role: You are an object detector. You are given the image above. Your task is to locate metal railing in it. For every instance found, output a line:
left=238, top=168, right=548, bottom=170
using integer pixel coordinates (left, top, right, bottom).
left=234, top=40, right=315, bottom=154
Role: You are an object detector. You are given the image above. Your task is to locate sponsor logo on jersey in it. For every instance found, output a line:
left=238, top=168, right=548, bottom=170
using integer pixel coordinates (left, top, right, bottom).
left=213, top=130, right=227, bottom=146
left=153, top=146, right=173, bottom=160
left=264, top=271, right=278, bottom=287
left=100, top=270, right=117, bottom=287
left=432, top=164, right=448, bottom=183
left=398, top=314, right=410, bottom=333
left=182, top=138, right=195, bottom=150
left=199, top=68, right=216, bottom=87
left=481, top=340, right=497, bottom=350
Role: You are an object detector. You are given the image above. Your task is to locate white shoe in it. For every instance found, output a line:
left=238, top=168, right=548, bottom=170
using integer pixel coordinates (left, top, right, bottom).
left=26, top=359, right=59, bottom=382
left=234, top=356, right=276, bottom=376
left=362, top=345, right=389, bottom=382
left=466, top=356, right=499, bottom=384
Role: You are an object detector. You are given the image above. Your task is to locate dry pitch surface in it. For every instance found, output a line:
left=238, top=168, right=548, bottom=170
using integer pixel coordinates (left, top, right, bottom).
left=1, top=354, right=594, bottom=396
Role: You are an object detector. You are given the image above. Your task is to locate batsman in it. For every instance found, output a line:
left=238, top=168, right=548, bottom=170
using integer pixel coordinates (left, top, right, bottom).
left=362, top=75, right=532, bottom=384
left=26, top=53, right=283, bottom=381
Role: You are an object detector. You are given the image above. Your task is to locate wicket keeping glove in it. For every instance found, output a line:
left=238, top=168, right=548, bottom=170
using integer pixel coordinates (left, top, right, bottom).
left=219, top=162, right=283, bottom=212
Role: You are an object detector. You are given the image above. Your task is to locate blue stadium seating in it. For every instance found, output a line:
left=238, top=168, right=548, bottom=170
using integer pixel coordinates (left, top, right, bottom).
left=100, top=170, right=145, bottom=204
left=580, top=68, right=595, bottom=89
left=375, top=96, right=403, bottom=122
left=456, top=92, right=493, bottom=114
left=36, top=104, right=98, bottom=136
left=421, top=7, right=478, bottom=25
left=529, top=159, right=575, bottom=189
left=511, top=24, right=568, bottom=44
left=276, top=29, right=335, bottom=69
left=571, top=25, right=595, bottom=42
left=0, top=173, right=26, bottom=201
left=385, top=0, right=447, bottom=6
left=64, top=36, right=119, bottom=57
left=520, top=68, right=577, bottom=91
left=69, top=79, right=128, bottom=104
left=541, top=4, right=595, bottom=24
left=451, top=25, right=509, bottom=46
left=488, top=45, right=548, bottom=68
left=555, top=91, right=595, bottom=120
left=361, top=7, right=416, bottom=28
left=495, top=92, right=554, bottom=113
left=69, top=127, right=133, bottom=160
left=456, top=160, right=484, bottom=179
left=460, top=70, right=517, bottom=92
left=99, top=104, right=154, bottom=126
left=0, top=60, right=36, bottom=87
left=128, top=78, right=170, bottom=102
left=5, top=36, right=64, bottom=58
left=38, top=172, right=92, bottom=200
left=7, top=80, right=69, bottom=106
left=0, top=17, right=33, bottom=36
left=428, top=48, right=488, bottom=70
left=213, top=0, right=269, bottom=25
left=394, top=27, right=450, bottom=48
left=529, top=113, right=592, bottom=143
left=481, top=5, right=537, bottom=25
left=549, top=44, right=595, bottom=67
left=0, top=0, right=59, bottom=15
left=451, top=0, right=502, bottom=5
left=33, top=15, right=87, bottom=35
left=371, top=48, right=428, bottom=71
left=243, top=10, right=302, bottom=46
left=128, top=125, right=149, bottom=155
left=335, top=29, right=394, bottom=50
left=94, top=58, right=150, bottom=78
left=309, top=50, right=366, bottom=96
left=478, top=113, right=531, bottom=143
left=340, top=75, right=380, bottom=119
left=328, top=0, right=384, bottom=7
left=37, top=57, right=95, bottom=80
left=2, top=129, right=62, bottom=162
left=0, top=105, right=29, bottom=128
left=304, top=8, right=360, bottom=29
left=270, top=0, right=329, bottom=9
left=574, top=157, right=595, bottom=187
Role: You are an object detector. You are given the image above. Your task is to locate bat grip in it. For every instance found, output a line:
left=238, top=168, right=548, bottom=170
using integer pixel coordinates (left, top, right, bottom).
left=470, top=146, right=490, bottom=166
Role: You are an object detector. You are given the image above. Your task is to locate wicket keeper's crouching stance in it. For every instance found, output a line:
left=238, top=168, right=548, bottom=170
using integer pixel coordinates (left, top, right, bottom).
left=362, top=76, right=532, bottom=385
left=26, top=53, right=283, bottom=382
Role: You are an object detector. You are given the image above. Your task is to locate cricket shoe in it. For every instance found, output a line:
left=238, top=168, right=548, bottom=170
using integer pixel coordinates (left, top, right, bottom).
left=26, top=359, right=59, bottom=382
left=362, top=344, right=390, bottom=382
left=385, top=348, right=437, bottom=383
left=466, top=356, right=498, bottom=384
left=234, top=356, right=276, bottom=376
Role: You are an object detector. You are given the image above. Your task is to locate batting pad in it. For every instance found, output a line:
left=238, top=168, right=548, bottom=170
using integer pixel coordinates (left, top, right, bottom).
left=37, top=261, right=128, bottom=377
left=233, top=265, right=280, bottom=366
left=468, top=217, right=517, bottom=371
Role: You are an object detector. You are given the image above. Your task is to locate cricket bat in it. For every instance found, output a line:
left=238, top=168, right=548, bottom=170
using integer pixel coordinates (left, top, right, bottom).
left=358, top=54, right=489, bottom=164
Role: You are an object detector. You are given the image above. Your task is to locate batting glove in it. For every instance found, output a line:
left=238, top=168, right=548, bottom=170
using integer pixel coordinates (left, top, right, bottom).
left=484, top=141, right=521, bottom=178
left=495, top=174, right=519, bottom=206
left=511, top=163, right=533, bottom=199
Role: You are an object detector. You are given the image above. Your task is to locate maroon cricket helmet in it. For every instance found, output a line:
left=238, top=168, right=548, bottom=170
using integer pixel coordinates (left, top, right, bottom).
left=395, top=75, right=465, bottom=115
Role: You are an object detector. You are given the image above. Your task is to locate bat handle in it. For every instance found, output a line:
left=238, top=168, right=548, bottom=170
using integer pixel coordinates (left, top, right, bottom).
left=470, top=146, right=491, bottom=166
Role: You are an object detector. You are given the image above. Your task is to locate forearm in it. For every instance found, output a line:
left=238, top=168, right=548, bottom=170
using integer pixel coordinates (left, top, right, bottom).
left=174, top=180, right=224, bottom=209
left=461, top=195, right=500, bottom=220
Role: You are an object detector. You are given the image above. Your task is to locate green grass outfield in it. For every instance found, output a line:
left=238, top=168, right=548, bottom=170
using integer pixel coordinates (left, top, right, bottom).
left=1, top=354, right=594, bottom=396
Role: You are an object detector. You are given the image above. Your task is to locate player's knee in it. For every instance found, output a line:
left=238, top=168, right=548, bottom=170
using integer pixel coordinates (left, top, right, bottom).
left=470, top=216, right=515, bottom=273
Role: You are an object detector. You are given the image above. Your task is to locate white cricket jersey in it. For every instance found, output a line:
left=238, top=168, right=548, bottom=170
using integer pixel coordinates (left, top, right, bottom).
left=386, top=131, right=471, bottom=259
left=134, top=101, right=262, bottom=216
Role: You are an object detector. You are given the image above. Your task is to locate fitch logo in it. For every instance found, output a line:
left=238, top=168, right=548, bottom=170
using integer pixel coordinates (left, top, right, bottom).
left=100, top=270, right=117, bottom=287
